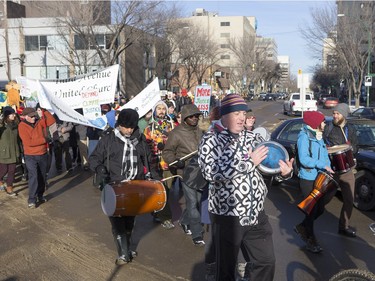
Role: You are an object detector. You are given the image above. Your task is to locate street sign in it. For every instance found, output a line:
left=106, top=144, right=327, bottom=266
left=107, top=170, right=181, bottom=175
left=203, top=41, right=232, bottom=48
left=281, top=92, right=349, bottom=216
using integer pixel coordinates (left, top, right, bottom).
left=214, top=71, right=221, bottom=77
left=365, top=76, right=372, bottom=86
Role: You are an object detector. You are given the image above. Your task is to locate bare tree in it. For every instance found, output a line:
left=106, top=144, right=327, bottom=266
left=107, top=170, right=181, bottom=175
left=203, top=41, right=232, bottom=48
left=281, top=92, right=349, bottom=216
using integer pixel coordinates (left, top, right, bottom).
left=167, top=23, right=221, bottom=92
left=301, top=2, right=374, bottom=107
left=43, top=1, right=177, bottom=95
left=227, top=34, right=257, bottom=94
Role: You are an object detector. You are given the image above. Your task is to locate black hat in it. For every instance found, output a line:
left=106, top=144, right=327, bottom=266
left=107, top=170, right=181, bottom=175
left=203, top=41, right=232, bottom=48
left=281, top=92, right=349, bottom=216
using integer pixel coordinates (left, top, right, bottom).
left=117, top=108, right=139, bottom=128
left=2, top=106, right=15, bottom=119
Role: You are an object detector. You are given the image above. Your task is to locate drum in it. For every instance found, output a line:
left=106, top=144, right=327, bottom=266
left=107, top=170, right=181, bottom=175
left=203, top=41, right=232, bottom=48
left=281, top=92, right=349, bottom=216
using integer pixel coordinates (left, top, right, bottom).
left=255, top=141, right=289, bottom=175
left=101, top=180, right=166, bottom=217
left=327, top=144, right=356, bottom=174
left=298, top=171, right=338, bottom=215
left=253, top=127, right=271, bottom=141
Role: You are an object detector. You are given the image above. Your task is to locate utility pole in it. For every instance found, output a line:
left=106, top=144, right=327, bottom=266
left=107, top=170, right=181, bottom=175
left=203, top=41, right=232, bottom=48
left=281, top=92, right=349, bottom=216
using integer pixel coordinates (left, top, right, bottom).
left=3, top=0, right=11, bottom=80
left=366, top=25, right=372, bottom=107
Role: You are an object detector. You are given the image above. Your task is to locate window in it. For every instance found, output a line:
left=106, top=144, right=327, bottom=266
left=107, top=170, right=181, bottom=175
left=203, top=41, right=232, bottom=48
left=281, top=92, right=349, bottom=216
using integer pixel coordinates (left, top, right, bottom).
left=25, top=36, right=39, bottom=51
left=39, top=36, right=48, bottom=50
left=75, top=34, right=113, bottom=50
left=220, top=22, right=230, bottom=26
left=220, top=33, right=230, bottom=38
left=74, top=35, right=87, bottom=50
left=220, top=44, right=230, bottom=48
left=220, top=55, right=230, bottom=60
left=25, top=35, right=57, bottom=51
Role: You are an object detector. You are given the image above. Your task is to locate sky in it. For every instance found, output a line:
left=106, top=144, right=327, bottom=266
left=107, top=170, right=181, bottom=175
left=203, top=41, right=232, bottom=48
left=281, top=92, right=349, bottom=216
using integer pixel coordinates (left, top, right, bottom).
left=174, top=1, right=334, bottom=76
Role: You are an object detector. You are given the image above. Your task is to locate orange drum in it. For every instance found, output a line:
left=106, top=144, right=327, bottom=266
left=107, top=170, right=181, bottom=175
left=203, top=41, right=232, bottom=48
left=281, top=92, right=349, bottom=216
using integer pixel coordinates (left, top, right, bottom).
left=298, top=171, right=338, bottom=215
left=101, top=180, right=166, bottom=217
left=327, top=144, right=356, bottom=174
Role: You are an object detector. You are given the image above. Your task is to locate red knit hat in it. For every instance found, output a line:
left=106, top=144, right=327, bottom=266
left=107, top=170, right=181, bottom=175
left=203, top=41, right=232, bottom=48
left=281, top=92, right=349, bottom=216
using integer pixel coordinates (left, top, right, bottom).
left=303, top=111, right=325, bottom=129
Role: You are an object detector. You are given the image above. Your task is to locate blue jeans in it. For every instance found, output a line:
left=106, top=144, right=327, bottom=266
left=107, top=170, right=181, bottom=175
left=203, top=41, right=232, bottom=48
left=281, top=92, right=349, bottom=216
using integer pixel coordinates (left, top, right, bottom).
left=180, top=181, right=203, bottom=239
left=25, top=153, right=48, bottom=204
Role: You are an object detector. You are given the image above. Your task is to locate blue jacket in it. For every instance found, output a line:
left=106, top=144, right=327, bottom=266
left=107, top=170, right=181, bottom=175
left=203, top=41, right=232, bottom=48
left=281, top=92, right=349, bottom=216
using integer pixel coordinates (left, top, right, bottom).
left=297, top=125, right=331, bottom=181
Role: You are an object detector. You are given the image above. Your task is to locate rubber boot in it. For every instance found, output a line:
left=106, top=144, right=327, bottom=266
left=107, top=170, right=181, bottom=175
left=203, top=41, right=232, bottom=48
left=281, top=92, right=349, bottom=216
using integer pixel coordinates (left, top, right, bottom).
left=114, top=234, right=131, bottom=265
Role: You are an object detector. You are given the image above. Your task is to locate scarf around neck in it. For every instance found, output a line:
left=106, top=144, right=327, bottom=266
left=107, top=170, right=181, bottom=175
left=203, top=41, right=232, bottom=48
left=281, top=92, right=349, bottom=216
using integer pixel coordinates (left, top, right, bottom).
left=114, top=128, right=139, bottom=180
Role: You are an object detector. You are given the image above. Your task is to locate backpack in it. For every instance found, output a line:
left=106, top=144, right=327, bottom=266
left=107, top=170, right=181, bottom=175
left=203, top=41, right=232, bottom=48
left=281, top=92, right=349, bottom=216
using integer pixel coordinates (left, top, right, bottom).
left=291, top=139, right=312, bottom=176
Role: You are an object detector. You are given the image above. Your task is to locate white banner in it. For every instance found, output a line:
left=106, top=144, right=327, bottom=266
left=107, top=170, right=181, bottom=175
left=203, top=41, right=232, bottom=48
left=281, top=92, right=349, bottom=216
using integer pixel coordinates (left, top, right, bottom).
left=118, top=78, right=161, bottom=117
left=39, top=82, right=107, bottom=129
left=18, top=65, right=119, bottom=109
left=194, top=85, right=212, bottom=117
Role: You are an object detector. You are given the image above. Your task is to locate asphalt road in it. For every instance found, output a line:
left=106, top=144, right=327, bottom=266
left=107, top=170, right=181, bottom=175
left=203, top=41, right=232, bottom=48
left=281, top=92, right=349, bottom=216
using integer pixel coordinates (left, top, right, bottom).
left=1, top=100, right=374, bottom=281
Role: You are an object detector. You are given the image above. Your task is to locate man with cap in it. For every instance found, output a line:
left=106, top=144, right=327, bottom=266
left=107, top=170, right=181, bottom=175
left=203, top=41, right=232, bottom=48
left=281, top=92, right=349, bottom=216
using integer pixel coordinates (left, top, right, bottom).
left=198, top=94, right=294, bottom=281
left=18, top=107, right=56, bottom=208
left=324, top=103, right=358, bottom=237
left=162, top=104, right=204, bottom=245
left=294, top=111, right=334, bottom=253
left=89, top=108, right=156, bottom=265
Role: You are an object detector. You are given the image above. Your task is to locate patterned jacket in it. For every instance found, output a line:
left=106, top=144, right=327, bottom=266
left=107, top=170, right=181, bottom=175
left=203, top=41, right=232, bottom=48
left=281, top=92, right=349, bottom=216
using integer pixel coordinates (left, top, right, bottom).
left=198, top=121, right=268, bottom=226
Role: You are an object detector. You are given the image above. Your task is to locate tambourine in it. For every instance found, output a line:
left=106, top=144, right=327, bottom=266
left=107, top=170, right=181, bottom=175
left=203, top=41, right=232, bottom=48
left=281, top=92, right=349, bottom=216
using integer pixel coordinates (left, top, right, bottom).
left=255, top=141, right=289, bottom=175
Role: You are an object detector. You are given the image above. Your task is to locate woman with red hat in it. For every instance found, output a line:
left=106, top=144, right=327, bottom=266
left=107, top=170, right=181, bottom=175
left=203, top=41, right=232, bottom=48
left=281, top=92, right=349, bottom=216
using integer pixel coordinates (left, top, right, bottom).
left=294, top=111, right=334, bottom=253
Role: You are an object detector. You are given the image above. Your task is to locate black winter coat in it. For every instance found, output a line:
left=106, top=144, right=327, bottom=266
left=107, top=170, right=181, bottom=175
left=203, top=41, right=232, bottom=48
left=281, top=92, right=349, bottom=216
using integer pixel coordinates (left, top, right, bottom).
left=89, top=127, right=156, bottom=182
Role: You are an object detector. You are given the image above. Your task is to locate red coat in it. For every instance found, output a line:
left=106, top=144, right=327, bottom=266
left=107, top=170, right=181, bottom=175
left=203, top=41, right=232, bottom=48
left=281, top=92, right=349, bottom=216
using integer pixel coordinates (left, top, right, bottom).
left=18, top=111, right=56, bottom=155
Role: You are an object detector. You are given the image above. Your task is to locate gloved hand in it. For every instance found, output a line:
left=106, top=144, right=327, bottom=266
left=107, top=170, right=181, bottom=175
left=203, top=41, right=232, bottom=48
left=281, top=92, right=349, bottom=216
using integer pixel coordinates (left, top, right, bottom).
left=175, top=159, right=185, bottom=169
left=157, top=142, right=165, bottom=150
left=96, top=165, right=108, bottom=175
left=145, top=172, right=152, bottom=180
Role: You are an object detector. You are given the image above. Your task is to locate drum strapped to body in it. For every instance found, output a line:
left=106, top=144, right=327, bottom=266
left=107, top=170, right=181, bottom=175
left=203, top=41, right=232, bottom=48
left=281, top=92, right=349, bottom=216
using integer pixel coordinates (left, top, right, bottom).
left=101, top=180, right=166, bottom=217
left=297, top=171, right=338, bottom=215
left=255, top=141, right=289, bottom=175
left=327, top=144, right=356, bottom=174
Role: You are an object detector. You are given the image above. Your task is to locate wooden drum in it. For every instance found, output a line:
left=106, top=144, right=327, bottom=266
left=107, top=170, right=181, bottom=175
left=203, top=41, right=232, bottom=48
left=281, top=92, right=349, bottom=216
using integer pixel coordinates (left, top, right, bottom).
left=101, top=180, right=166, bottom=217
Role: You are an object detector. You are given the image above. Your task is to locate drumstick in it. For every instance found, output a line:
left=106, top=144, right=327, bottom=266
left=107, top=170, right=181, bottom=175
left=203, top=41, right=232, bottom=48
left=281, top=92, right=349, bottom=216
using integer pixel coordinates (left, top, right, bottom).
left=169, top=150, right=198, bottom=166
left=161, top=175, right=183, bottom=182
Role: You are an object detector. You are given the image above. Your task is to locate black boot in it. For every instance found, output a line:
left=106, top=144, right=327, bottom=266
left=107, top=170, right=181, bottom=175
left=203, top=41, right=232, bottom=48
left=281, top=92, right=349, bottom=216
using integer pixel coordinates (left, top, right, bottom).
left=114, top=234, right=131, bottom=265
left=125, top=231, right=137, bottom=259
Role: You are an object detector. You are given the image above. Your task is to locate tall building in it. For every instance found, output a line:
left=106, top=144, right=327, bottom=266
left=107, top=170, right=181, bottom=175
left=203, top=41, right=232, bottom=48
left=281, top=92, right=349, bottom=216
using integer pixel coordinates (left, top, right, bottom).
left=0, top=1, right=111, bottom=25
left=277, top=55, right=290, bottom=92
left=184, top=8, right=257, bottom=67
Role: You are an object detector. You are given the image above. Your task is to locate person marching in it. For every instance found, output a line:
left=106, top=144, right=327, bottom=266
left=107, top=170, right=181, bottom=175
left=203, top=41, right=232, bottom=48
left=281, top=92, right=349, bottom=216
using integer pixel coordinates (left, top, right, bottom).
left=198, top=94, right=294, bottom=281
left=162, top=104, right=204, bottom=245
left=89, top=108, right=155, bottom=265
left=323, top=103, right=358, bottom=237
left=143, top=100, right=177, bottom=229
left=294, top=111, right=334, bottom=253
left=0, top=106, right=21, bottom=196
left=18, top=107, right=56, bottom=208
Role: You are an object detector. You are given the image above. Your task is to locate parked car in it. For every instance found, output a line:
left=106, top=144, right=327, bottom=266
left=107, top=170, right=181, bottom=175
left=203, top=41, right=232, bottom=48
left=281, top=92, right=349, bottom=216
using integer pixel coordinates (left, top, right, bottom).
left=318, top=94, right=331, bottom=105
left=270, top=117, right=375, bottom=211
left=258, top=92, right=267, bottom=101
left=351, top=107, right=375, bottom=120
left=264, top=93, right=276, bottom=101
left=323, top=97, right=339, bottom=109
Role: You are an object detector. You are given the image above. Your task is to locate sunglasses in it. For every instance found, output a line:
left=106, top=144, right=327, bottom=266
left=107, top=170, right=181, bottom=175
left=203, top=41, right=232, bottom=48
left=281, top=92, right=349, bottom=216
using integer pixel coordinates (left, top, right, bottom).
left=188, top=114, right=201, bottom=119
